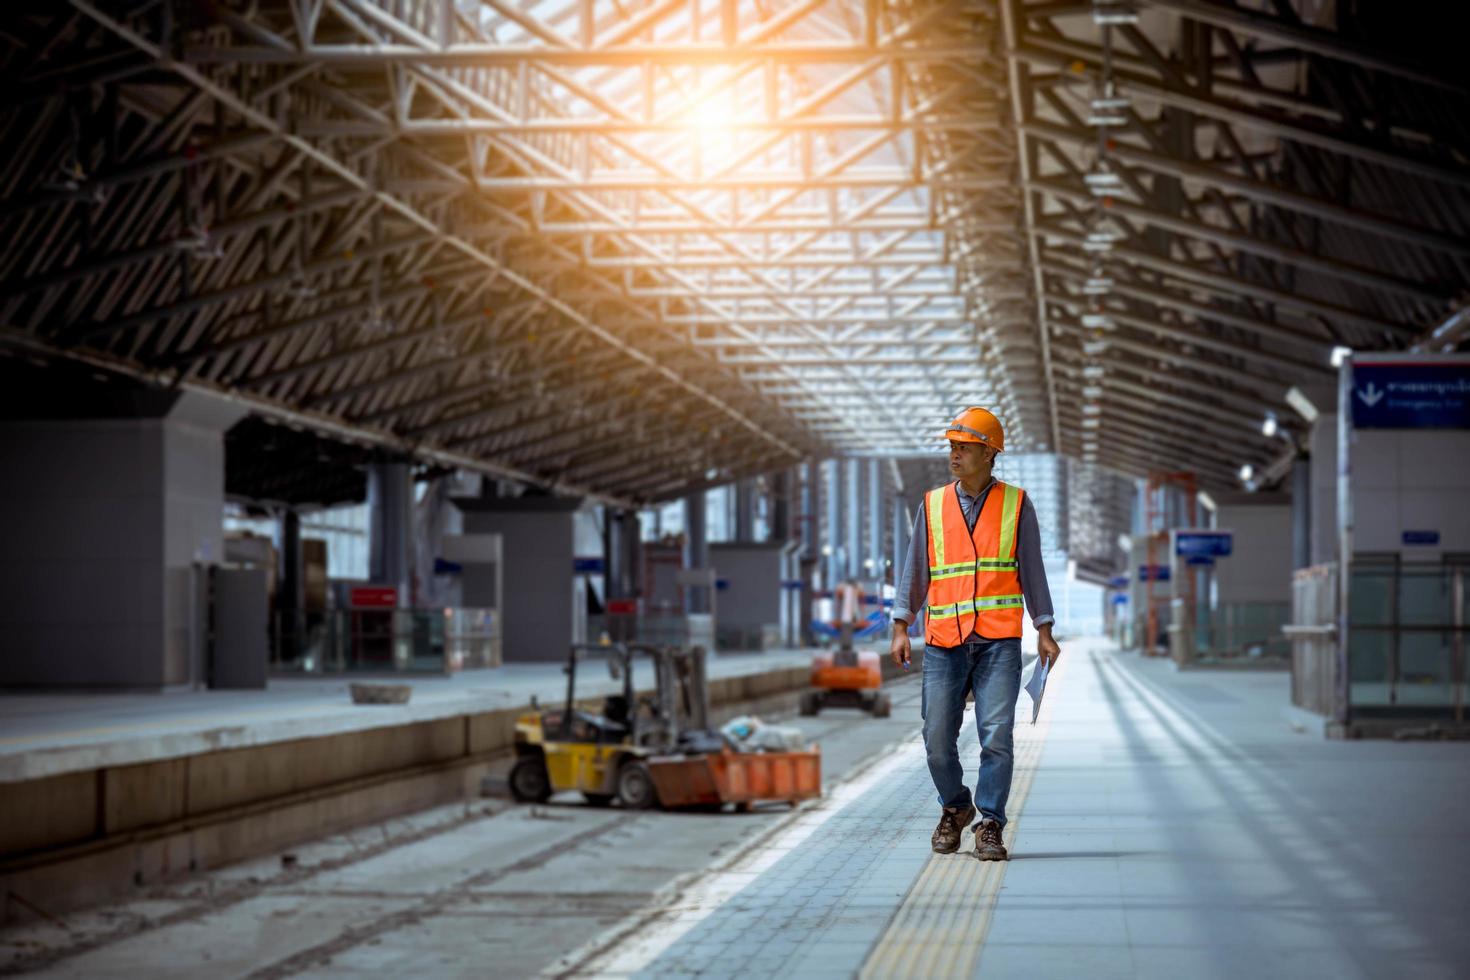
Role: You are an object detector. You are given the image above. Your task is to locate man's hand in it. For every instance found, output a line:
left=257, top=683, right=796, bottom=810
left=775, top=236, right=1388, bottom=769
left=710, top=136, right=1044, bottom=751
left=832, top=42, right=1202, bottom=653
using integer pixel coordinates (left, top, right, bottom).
left=889, top=623, right=912, bottom=669
left=1038, top=625, right=1061, bottom=669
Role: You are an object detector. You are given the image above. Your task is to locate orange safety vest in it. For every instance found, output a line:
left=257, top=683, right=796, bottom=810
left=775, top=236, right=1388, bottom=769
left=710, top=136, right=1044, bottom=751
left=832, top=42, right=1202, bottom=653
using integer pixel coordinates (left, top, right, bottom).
left=924, top=480, right=1026, bottom=645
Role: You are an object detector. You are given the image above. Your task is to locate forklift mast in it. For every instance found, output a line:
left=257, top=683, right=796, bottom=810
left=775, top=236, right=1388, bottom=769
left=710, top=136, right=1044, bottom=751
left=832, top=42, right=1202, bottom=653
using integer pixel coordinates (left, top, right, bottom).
left=589, top=642, right=711, bottom=751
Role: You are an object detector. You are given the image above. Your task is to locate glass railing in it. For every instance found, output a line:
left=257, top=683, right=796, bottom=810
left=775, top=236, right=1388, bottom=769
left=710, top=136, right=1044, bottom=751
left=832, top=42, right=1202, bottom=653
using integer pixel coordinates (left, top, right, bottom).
left=1167, top=599, right=1291, bottom=664
left=1347, top=560, right=1468, bottom=718
left=270, top=608, right=501, bottom=674
left=1209, top=601, right=1292, bottom=659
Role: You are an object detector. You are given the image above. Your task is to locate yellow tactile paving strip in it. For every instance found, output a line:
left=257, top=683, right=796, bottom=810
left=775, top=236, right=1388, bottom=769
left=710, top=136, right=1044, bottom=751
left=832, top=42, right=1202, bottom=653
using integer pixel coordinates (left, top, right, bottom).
left=859, top=655, right=1063, bottom=979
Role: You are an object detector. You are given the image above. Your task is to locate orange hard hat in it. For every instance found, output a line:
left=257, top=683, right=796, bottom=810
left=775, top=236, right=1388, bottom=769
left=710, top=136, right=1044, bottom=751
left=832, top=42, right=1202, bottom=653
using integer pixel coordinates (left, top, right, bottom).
left=942, top=406, right=1005, bottom=452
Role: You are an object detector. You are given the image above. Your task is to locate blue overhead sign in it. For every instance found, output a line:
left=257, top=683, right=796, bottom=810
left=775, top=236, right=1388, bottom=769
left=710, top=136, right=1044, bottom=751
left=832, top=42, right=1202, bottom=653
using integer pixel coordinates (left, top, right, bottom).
left=573, top=557, right=605, bottom=573
left=1351, top=357, right=1470, bottom=429
left=1403, top=530, right=1440, bottom=546
left=1138, top=564, right=1170, bottom=582
left=1175, top=532, right=1233, bottom=558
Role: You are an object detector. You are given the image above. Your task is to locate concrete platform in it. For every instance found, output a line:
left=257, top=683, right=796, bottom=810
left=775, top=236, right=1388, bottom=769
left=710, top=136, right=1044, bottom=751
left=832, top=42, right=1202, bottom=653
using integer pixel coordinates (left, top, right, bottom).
left=0, top=647, right=818, bottom=782
left=0, top=646, right=844, bottom=924
left=7, top=637, right=1469, bottom=977
left=0, top=676, right=927, bottom=976
left=571, top=637, right=1470, bottom=978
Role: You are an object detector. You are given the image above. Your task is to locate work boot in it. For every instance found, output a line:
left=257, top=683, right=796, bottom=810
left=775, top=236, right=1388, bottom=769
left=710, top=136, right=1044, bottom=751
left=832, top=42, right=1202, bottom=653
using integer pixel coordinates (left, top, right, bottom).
left=973, top=817, right=1008, bottom=861
left=931, top=804, right=976, bottom=854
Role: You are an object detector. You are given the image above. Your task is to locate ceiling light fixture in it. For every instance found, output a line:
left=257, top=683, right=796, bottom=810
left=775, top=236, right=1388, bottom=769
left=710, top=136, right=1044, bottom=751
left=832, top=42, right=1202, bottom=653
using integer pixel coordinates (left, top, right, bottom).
left=1092, top=0, right=1141, bottom=26
left=1087, top=83, right=1130, bottom=127
left=1084, top=166, right=1124, bottom=196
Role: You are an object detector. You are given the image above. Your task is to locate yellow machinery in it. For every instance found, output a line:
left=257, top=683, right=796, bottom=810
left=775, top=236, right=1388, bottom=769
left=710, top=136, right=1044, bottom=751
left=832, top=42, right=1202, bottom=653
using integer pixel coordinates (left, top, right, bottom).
left=507, top=642, right=706, bottom=809
left=509, top=641, right=823, bottom=811
left=508, top=703, right=653, bottom=808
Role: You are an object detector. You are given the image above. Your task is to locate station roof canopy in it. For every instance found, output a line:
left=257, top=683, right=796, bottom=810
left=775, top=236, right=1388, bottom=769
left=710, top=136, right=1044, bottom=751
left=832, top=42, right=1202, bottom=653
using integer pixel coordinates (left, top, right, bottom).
left=0, top=0, right=1465, bottom=504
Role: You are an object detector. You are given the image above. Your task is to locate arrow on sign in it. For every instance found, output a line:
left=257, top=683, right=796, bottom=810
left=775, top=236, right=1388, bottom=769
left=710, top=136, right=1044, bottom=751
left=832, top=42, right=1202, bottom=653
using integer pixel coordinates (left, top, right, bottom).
left=1357, top=382, right=1384, bottom=407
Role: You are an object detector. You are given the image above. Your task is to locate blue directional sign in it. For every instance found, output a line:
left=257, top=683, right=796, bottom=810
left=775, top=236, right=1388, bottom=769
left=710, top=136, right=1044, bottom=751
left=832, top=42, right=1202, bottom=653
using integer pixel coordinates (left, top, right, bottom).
left=572, top=556, right=605, bottom=573
left=1175, top=532, right=1233, bottom=558
left=1351, top=356, right=1470, bottom=429
left=1403, top=530, right=1441, bottom=546
left=1138, top=564, right=1170, bottom=582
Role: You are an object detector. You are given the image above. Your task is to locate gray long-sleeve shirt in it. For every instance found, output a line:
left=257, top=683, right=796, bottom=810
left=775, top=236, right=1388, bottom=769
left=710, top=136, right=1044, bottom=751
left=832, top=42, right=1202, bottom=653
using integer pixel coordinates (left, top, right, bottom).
left=890, top=478, right=1055, bottom=636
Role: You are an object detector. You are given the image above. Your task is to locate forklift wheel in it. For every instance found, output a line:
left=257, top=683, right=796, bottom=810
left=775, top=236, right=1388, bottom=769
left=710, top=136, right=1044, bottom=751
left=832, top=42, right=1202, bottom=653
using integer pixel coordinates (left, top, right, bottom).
left=616, top=760, right=658, bottom=809
left=799, top=691, right=820, bottom=716
left=508, top=756, right=552, bottom=803
left=872, top=694, right=892, bottom=719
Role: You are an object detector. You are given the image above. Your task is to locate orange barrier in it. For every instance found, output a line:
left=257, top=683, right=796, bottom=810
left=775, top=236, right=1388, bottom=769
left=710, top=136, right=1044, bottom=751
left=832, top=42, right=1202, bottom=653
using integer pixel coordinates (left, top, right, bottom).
left=648, top=747, right=822, bottom=809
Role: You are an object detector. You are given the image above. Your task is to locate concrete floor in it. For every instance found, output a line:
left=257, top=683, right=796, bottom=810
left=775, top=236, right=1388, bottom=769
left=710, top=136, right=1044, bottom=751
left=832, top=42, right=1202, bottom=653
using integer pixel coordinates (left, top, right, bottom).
left=975, top=642, right=1470, bottom=980
left=7, top=638, right=1470, bottom=978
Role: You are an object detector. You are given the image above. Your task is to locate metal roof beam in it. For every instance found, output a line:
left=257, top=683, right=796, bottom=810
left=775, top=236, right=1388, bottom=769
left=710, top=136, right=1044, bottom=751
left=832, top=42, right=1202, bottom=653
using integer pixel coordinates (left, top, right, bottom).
left=1022, top=119, right=1470, bottom=258
left=1014, top=39, right=1470, bottom=191
left=1145, top=0, right=1468, bottom=95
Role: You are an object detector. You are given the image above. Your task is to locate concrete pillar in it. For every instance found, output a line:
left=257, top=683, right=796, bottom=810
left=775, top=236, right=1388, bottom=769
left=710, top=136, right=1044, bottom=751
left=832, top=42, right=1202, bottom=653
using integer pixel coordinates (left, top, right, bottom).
left=454, top=493, right=581, bottom=662
left=279, top=508, right=303, bottom=660
left=619, top=509, right=640, bottom=597
left=0, top=389, right=246, bottom=687
left=367, top=460, right=413, bottom=603
left=602, top=507, right=640, bottom=641
left=845, top=458, right=861, bottom=579
left=893, top=496, right=909, bottom=589
left=867, top=458, right=882, bottom=579
left=734, top=478, right=756, bottom=542
left=824, top=459, right=842, bottom=588
left=799, top=461, right=817, bottom=646
left=1292, top=455, right=1311, bottom=570
left=602, top=506, right=637, bottom=600
left=802, top=459, right=818, bottom=558
left=684, top=490, right=710, bottom=613
left=770, top=469, right=791, bottom=543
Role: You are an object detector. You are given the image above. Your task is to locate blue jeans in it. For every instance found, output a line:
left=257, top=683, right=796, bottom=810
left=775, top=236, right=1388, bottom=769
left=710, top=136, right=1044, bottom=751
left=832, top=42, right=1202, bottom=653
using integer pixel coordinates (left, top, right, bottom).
left=920, top=637, right=1022, bottom=826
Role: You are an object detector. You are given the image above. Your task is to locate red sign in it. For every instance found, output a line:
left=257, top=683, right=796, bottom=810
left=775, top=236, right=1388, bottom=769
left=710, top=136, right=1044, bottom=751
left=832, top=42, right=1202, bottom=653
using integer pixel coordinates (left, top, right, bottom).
left=350, top=586, right=398, bottom=608
left=606, top=599, right=638, bottom=615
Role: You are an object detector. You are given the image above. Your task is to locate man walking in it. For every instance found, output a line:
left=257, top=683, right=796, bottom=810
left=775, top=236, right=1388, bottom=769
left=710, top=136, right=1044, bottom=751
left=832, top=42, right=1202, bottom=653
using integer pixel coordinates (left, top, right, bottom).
left=889, top=407, right=1061, bottom=861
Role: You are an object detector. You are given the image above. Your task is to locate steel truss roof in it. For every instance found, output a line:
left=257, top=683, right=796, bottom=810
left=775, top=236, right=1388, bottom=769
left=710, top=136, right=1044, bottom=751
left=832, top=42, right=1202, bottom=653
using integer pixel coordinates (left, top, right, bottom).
left=0, top=0, right=1465, bottom=517
left=0, top=0, right=1048, bottom=506
left=1004, top=0, right=1469, bottom=487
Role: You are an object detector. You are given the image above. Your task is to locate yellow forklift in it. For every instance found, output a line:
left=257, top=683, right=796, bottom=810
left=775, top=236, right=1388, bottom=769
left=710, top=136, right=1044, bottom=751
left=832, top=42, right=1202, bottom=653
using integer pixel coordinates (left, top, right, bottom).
left=507, top=642, right=713, bottom=809
left=507, top=642, right=822, bottom=810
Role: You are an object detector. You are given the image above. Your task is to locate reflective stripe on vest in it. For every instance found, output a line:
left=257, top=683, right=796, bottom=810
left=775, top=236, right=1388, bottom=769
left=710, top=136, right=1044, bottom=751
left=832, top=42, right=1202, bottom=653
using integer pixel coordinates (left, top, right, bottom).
left=927, top=594, right=1025, bottom=618
left=930, top=559, right=1019, bottom=581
